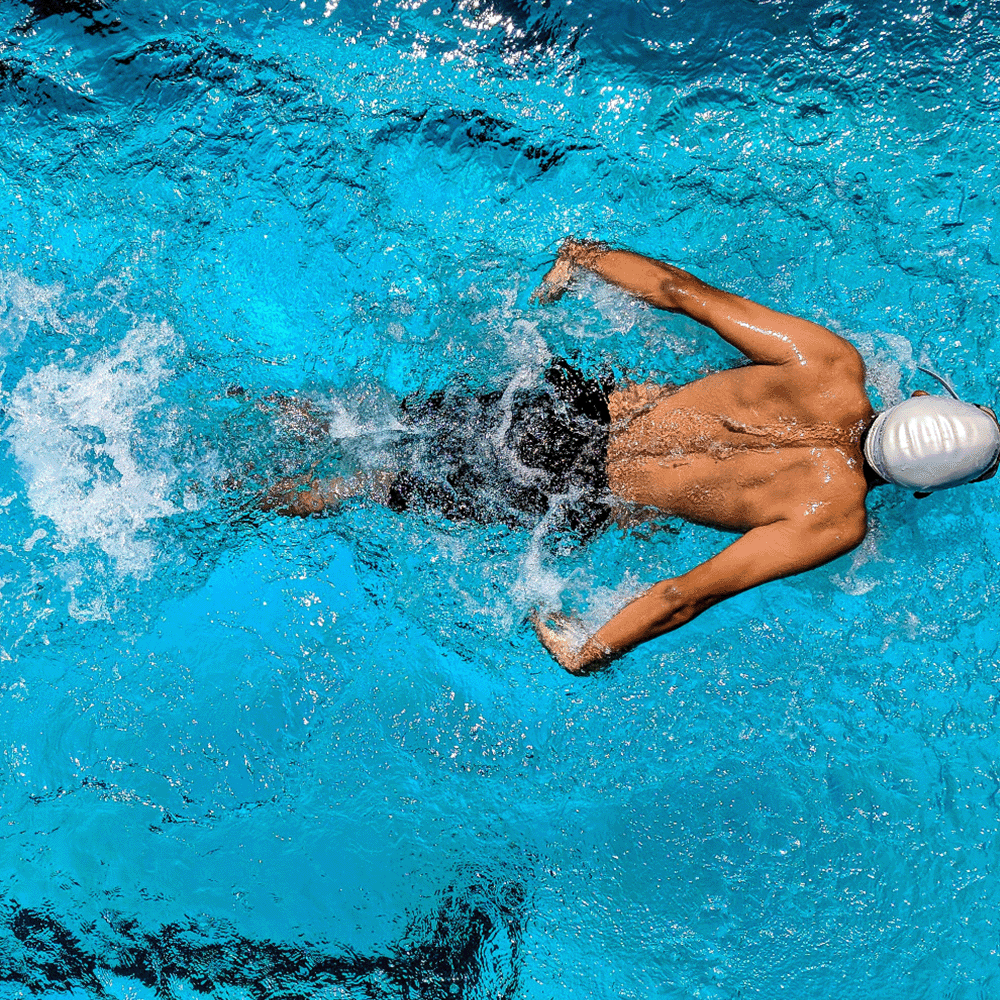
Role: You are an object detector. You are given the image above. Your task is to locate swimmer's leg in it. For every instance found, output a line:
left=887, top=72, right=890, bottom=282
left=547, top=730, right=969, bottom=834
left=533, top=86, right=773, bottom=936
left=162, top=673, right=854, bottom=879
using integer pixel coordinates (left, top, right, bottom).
left=259, top=391, right=330, bottom=443
left=261, top=470, right=395, bottom=517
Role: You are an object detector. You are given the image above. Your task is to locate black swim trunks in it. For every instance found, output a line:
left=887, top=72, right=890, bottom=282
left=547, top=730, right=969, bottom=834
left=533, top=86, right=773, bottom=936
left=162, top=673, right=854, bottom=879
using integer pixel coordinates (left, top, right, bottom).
left=387, top=358, right=615, bottom=542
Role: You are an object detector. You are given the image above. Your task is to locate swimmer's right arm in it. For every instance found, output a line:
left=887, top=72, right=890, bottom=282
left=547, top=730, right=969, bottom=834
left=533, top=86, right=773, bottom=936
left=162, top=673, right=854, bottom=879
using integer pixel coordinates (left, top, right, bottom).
left=538, top=238, right=861, bottom=372
left=534, top=512, right=866, bottom=674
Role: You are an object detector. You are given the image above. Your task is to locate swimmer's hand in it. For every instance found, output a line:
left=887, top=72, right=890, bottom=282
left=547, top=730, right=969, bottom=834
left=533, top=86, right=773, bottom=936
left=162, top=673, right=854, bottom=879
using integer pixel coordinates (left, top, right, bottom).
left=531, top=238, right=610, bottom=305
left=531, top=252, right=576, bottom=304
left=529, top=609, right=615, bottom=676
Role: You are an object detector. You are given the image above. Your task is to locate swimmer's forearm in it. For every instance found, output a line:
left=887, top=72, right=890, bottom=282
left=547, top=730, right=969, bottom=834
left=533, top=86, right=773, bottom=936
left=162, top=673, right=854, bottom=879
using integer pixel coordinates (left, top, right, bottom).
left=592, top=582, right=707, bottom=659
left=544, top=579, right=710, bottom=675
left=572, top=521, right=859, bottom=672
left=560, top=239, right=703, bottom=313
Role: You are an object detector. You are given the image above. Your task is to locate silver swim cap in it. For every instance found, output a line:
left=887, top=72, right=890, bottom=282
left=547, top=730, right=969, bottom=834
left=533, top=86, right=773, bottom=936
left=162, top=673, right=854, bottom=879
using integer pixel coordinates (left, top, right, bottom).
left=864, top=395, right=1000, bottom=491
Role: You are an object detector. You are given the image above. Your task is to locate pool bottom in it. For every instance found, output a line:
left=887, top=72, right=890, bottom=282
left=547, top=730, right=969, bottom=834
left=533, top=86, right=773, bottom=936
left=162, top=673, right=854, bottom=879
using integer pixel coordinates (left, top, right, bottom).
left=0, top=874, right=525, bottom=999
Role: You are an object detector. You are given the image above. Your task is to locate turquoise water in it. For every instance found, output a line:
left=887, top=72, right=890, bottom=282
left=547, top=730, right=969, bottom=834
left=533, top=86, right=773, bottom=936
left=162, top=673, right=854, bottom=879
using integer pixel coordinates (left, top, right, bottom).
left=2, top=0, right=1000, bottom=996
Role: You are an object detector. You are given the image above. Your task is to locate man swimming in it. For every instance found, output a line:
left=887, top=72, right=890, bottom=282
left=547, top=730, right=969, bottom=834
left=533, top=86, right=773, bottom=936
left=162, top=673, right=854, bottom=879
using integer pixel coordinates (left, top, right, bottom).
left=264, top=240, right=1000, bottom=675
left=528, top=239, right=999, bottom=673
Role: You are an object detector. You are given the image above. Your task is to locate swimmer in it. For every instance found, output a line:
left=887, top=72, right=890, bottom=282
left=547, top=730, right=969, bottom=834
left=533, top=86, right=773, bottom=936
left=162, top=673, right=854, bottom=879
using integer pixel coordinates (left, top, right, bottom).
left=263, top=240, right=1000, bottom=675
left=528, top=239, right=999, bottom=673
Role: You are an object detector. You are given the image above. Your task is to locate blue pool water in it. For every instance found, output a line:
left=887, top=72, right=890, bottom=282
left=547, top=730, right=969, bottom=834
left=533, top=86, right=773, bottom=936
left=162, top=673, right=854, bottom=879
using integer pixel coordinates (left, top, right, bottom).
left=2, top=0, right=1000, bottom=995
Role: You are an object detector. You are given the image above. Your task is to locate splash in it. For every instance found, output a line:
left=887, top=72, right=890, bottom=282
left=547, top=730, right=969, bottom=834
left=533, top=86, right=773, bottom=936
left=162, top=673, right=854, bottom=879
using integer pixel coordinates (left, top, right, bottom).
left=0, top=271, right=65, bottom=365
left=853, top=329, right=913, bottom=409
left=831, top=516, right=889, bottom=596
left=6, top=316, right=182, bottom=585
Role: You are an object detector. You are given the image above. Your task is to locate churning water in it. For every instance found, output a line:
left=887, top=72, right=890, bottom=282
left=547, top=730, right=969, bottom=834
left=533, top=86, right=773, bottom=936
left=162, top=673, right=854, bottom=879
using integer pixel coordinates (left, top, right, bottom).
left=2, top=0, right=1000, bottom=997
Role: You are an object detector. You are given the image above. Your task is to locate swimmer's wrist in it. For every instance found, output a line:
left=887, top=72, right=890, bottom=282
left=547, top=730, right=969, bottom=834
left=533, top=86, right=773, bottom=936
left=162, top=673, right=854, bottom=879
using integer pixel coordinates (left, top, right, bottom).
left=561, top=237, right=610, bottom=269
left=530, top=610, right=617, bottom=675
left=571, top=636, right=617, bottom=675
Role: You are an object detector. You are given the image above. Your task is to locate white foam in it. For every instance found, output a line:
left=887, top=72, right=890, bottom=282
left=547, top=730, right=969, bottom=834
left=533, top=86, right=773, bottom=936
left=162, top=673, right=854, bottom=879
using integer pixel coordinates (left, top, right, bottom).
left=587, top=274, right=649, bottom=334
left=473, top=285, right=551, bottom=370
left=489, top=363, right=547, bottom=487
left=0, top=272, right=66, bottom=363
left=318, top=388, right=405, bottom=442
left=6, top=317, right=182, bottom=581
left=502, top=316, right=550, bottom=368
left=22, top=528, right=47, bottom=552
left=577, top=571, right=646, bottom=633
left=511, top=500, right=582, bottom=612
left=830, top=517, right=889, bottom=596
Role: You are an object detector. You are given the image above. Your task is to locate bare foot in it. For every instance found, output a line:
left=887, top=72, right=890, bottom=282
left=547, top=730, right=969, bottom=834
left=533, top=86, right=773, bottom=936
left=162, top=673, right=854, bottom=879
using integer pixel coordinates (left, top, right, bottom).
left=259, top=474, right=327, bottom=516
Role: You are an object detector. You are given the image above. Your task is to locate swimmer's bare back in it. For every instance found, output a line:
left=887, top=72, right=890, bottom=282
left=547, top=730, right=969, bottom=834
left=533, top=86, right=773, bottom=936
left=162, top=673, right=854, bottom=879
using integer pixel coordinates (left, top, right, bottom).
left=531, top=239, right=875, bottom=674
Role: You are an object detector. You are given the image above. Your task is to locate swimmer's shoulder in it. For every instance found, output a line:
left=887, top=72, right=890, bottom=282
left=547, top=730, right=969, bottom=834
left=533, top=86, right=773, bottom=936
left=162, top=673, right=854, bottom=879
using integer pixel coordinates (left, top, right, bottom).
left=792, top=335, right=873, bottom=415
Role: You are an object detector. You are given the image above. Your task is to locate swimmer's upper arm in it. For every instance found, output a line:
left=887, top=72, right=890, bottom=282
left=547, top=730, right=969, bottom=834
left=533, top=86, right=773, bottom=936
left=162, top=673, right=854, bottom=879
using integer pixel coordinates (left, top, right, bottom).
left=672, top=514, right=867, bottom=611
left=562, top=515, right=866, bottom=673
left=656, top=274, right=858, bottom=371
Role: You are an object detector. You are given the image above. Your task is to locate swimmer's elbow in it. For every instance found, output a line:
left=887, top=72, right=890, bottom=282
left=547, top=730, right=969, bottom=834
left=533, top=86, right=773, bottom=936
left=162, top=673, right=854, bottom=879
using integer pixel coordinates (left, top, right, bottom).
left=654, top=266, right=708, bottom=313
left=654, top=275, right=683, bottom=312
left=815, top=513, right=867, bottom=562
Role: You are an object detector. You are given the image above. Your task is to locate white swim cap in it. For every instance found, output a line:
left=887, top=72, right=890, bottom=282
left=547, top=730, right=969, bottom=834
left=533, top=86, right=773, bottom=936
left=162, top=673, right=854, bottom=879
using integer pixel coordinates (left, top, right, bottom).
left=864, top=395, right=1000, bottom=491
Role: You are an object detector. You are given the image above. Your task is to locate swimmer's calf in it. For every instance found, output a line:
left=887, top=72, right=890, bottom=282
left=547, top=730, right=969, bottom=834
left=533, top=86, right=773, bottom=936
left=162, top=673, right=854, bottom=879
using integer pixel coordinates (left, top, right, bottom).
left=261, top=470, right=395, bottom=517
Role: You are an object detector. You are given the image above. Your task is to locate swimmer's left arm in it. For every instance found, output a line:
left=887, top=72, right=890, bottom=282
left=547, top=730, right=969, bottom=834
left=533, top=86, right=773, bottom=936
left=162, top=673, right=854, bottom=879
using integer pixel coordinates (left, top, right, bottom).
left=533, top=515, right=866, bottom=674
left=533, top=239, right=863, bottom=375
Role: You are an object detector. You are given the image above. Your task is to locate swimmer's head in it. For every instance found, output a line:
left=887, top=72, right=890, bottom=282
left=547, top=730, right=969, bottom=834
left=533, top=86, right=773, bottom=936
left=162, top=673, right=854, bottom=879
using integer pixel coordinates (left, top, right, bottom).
left=864, top=388, right=1000, bottom=494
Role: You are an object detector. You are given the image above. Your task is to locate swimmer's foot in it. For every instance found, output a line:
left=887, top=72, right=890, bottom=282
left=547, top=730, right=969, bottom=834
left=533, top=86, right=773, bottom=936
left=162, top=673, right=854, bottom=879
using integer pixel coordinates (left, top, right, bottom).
left=259, top=475, right=326, bottom=516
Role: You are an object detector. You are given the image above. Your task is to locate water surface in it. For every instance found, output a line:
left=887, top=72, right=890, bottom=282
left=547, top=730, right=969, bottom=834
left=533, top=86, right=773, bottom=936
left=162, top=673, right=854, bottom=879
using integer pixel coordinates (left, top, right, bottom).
left=2, top=0, right=999, bottom=996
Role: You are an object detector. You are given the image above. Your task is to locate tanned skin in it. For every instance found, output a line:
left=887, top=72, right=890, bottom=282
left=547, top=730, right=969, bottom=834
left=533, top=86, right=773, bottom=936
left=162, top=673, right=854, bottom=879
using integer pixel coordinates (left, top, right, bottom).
left=528, top=239, right=876, bottom=675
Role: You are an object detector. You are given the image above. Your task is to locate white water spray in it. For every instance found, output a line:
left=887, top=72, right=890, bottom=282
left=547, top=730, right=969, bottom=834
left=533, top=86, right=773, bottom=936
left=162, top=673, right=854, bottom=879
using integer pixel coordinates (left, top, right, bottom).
left=6, top=314, right=182, bottom=582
